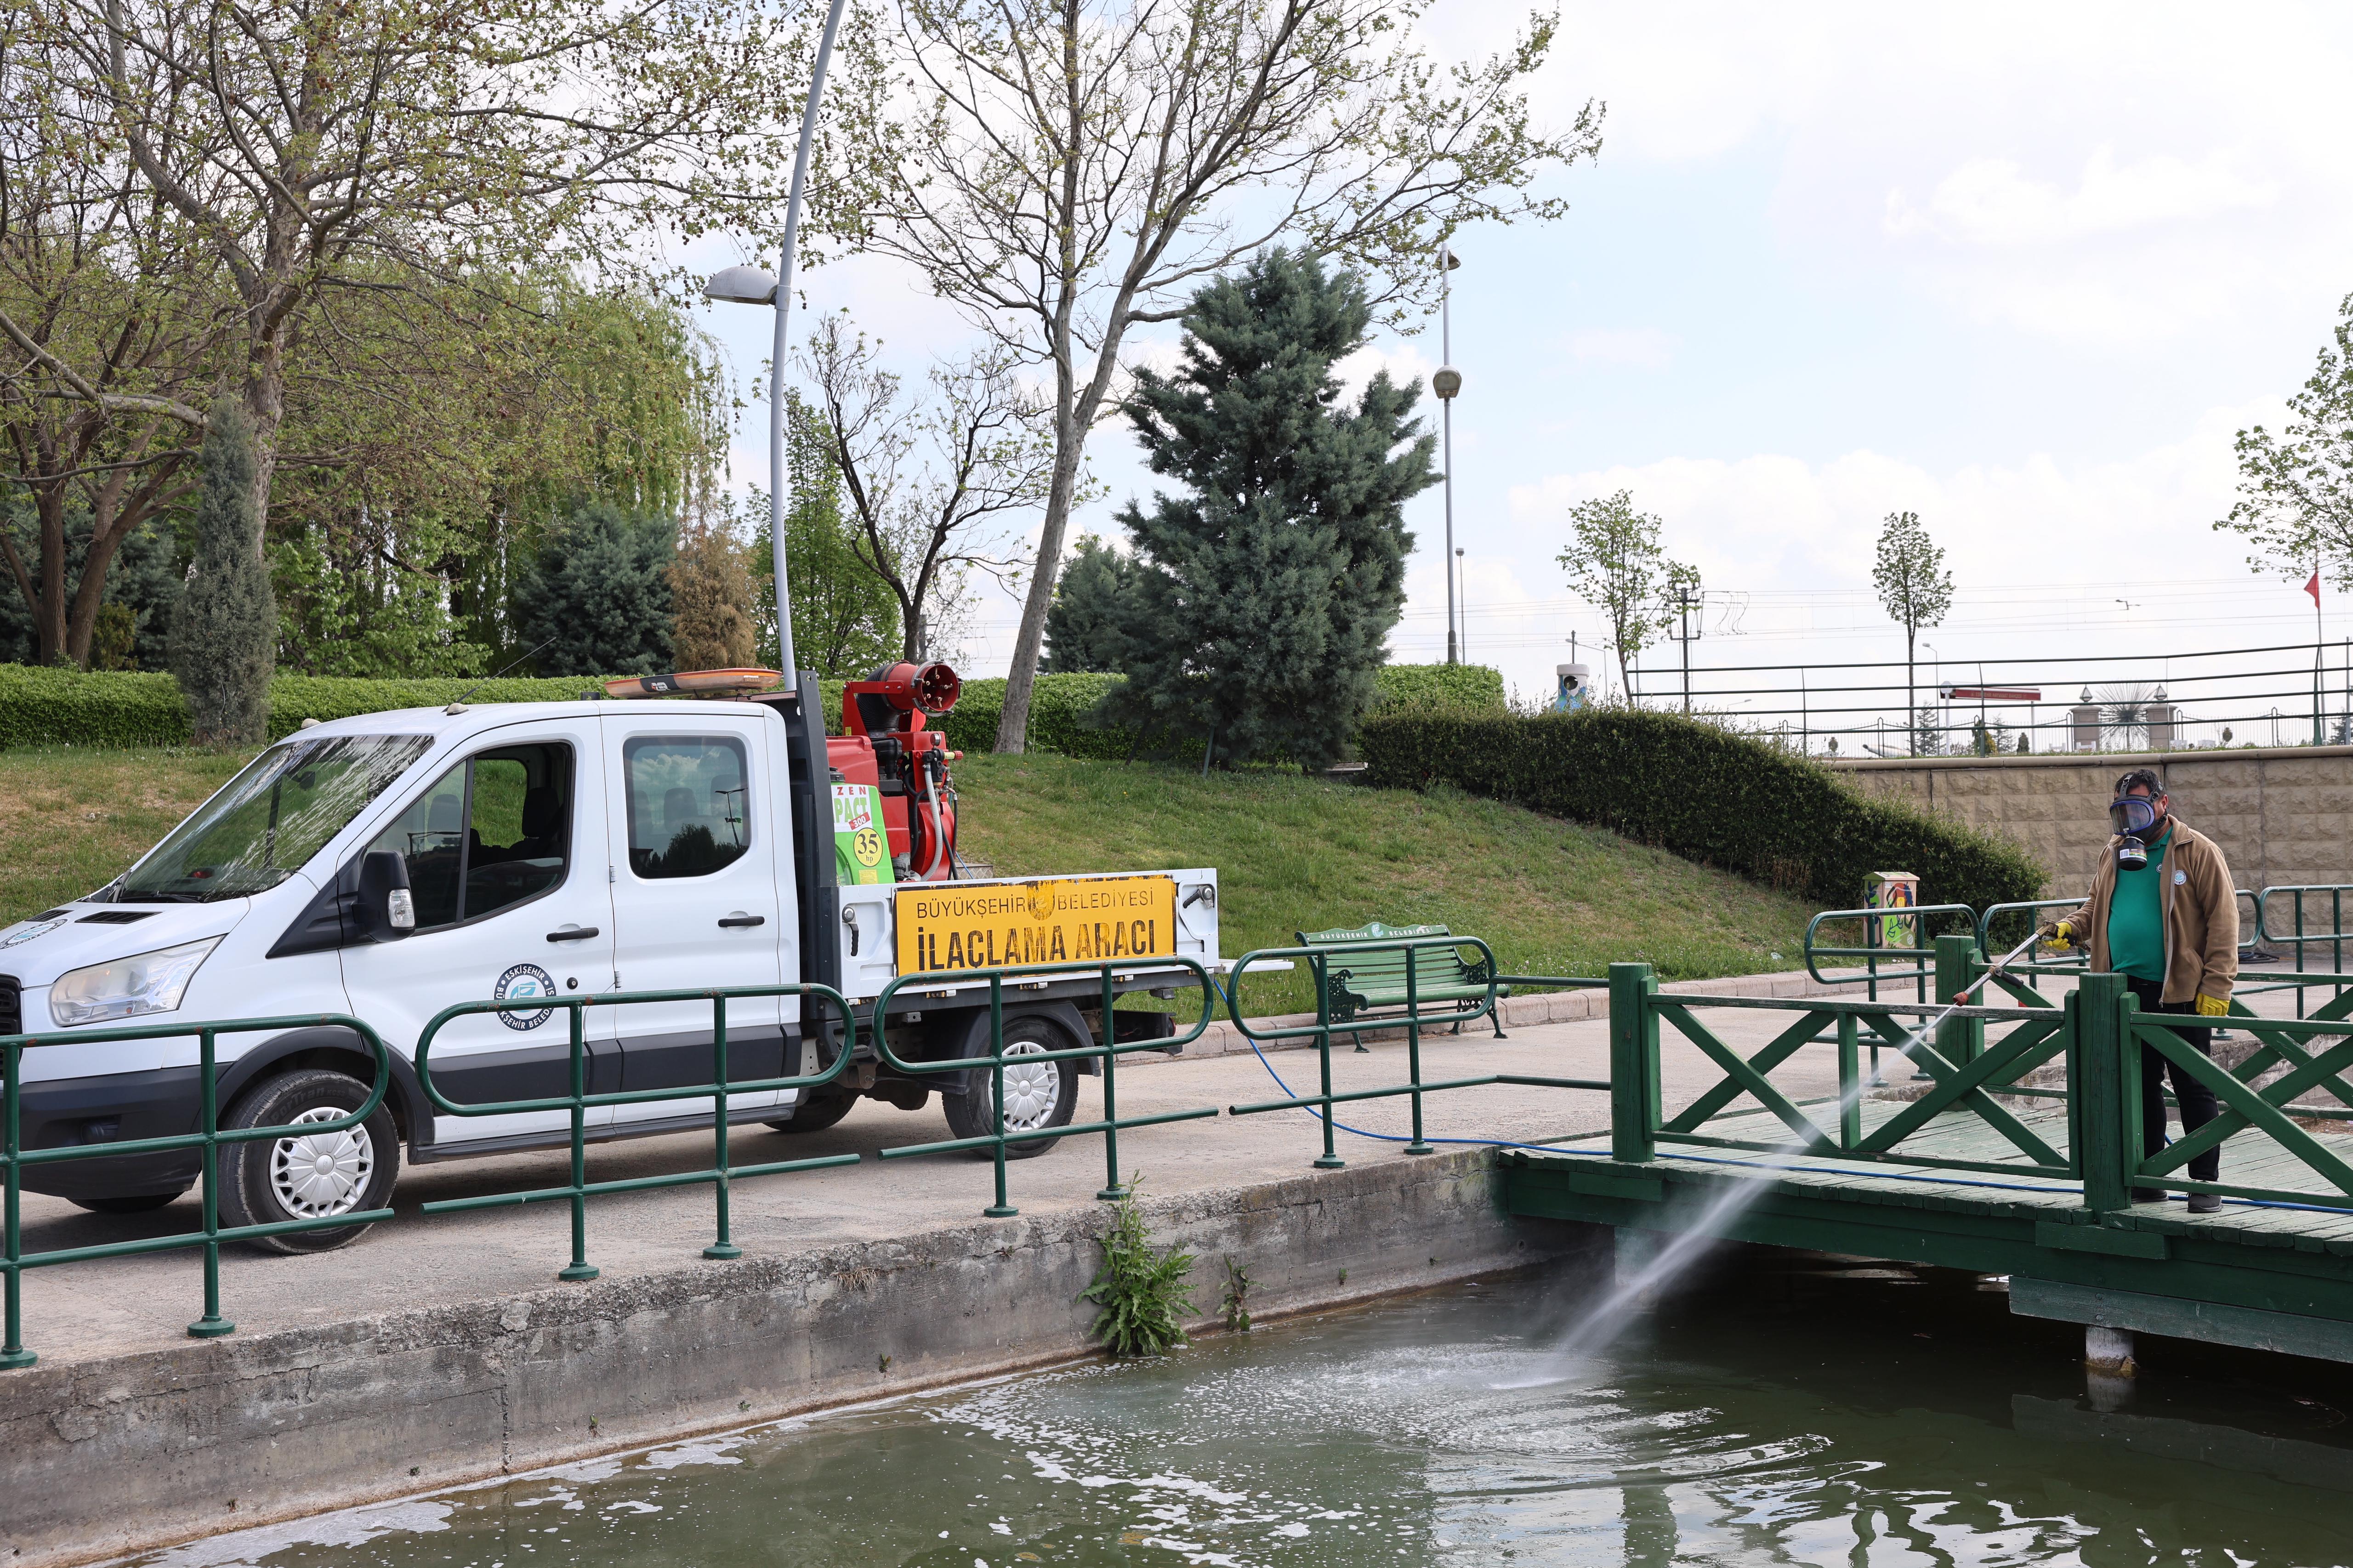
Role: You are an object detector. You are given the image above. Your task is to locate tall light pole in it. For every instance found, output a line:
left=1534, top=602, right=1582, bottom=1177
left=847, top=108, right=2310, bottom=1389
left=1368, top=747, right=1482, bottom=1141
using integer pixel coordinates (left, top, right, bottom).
left=1454, top=547, right=1467, bottom=662
left=1431, top=245, right=1463, bottom=665
left=701, top=0, right=850, bottom=682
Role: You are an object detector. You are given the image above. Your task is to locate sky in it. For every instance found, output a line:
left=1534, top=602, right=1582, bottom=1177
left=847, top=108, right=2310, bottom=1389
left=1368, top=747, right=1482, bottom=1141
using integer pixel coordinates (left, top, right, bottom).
left=688, top=1, right=2353, bottom=754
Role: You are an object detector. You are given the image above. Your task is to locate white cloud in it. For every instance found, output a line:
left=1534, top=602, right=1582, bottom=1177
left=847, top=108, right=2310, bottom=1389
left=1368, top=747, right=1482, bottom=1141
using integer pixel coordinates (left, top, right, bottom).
left=1884, top=147, right=2278, bottom=249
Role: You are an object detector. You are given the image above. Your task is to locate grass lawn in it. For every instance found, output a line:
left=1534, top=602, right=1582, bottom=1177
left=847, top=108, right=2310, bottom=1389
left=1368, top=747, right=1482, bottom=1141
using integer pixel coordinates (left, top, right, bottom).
left=955, top=753, right=1813, bottom=1016
left=0, top=747, right=1816, bottom=1015
left=0, top=746, right=248, bottom=923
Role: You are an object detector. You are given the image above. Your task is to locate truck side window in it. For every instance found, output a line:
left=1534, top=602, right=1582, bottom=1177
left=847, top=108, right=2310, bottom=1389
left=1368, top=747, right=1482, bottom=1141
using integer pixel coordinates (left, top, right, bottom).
left=624, top=736, right=749, bottom=880
left=364, top=744, right=573, bottom=928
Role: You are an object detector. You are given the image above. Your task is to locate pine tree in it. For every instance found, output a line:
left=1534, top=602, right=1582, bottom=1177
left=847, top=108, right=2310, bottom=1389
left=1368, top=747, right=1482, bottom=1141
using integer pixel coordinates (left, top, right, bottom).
left=512, top=500, right=675, bottom=676
left=1103, top=250, right=1436, bottom=767
left=1043, top=534, right=1137, bottom=672
left=170, top=399, right=277, bottom=745
left=668, top=519, right=757, bottom=670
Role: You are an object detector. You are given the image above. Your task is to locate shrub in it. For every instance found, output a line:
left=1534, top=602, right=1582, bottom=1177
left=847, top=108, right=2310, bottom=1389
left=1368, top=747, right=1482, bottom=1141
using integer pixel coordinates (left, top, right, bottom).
left=1082, top=1177, right=1195, bottom=1357
left=1370, top=662, right=1506, bottom=712
left=1357, top=704, right=2045, bottom=913
left=0, top=666, right=191, bottom=747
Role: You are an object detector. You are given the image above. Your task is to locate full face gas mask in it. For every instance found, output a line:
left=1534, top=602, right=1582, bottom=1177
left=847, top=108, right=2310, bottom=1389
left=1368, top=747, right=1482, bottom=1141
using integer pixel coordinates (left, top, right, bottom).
left=2109, top=793, right=2163, bottom=869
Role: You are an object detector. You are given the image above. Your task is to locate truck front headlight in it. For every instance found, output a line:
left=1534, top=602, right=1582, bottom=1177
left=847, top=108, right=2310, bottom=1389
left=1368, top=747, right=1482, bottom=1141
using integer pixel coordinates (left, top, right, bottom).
left=50, top=937, right=222, bottom=1027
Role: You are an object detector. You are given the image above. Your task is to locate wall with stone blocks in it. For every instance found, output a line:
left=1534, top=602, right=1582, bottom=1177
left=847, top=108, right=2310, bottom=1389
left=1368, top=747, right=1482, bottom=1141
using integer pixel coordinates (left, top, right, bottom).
left=1826, top=745, right=2353, bottom=909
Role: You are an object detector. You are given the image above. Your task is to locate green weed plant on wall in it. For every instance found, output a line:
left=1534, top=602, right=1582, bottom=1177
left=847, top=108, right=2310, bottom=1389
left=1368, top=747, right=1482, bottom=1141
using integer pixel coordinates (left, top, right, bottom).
left=1082, top=1179, right=1197, bottom=1358
left=1357, top=704, right=2045, bottom=914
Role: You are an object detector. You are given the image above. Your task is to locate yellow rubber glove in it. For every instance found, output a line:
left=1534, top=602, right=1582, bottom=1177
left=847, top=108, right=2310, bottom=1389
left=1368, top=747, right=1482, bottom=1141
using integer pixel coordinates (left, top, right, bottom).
left=2195, top=992, right=2229, bottom=1017
left=2040, top=920, right=2075, bottom=950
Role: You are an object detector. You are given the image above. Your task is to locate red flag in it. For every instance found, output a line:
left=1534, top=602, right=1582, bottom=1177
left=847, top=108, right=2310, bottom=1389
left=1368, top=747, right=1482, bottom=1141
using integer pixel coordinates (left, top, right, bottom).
left=2308, top=571, right=2323, bottom=607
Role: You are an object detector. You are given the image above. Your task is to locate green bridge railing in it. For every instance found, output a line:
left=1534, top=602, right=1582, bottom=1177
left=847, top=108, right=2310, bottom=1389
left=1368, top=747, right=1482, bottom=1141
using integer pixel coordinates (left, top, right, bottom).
left=3, top=1013, right=395, bottom=1369
left=414, top=983, right=866, bottom=1279
left=12, top=909, right=2353, bottom=1367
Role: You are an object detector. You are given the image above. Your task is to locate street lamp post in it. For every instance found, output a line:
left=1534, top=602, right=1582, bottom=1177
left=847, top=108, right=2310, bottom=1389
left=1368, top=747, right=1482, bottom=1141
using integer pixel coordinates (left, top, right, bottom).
left=1454, top=547, right=1466, bottom=662
left=1431, top=245, right=1463, bottom=665
left=701, top=0, right=850, bottom=683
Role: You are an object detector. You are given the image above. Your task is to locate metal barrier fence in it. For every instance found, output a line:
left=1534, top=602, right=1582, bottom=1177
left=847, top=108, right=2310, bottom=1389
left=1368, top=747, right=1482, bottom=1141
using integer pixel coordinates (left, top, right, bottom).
left=866, top=957, right=1223, bottom=1217
left=1222, top=936, right=1607, bottom=1166
left=414, top=984, right=863, bottom=1278
left=2255, top=886, right=2353, bottom=1017
left=2, top=1013, right=393, bottom=1368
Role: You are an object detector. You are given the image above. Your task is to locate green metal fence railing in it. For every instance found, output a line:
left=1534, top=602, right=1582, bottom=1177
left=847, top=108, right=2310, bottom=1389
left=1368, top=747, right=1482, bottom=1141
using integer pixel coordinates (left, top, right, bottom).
left=866, top=957, right=1223, bottom=1216
left=414, top=985, right=863, bottom=1279
left=1222, top=935, right=1607, bottom=1167
left=3, top=1013, right=393, bottom=1368
left=1608, top=961, right=2075, bottom=1181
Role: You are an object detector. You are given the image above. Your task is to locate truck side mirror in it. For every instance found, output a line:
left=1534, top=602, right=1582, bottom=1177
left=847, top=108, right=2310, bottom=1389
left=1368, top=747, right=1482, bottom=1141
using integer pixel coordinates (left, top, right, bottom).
left=355, top=850, right=415, bottom=942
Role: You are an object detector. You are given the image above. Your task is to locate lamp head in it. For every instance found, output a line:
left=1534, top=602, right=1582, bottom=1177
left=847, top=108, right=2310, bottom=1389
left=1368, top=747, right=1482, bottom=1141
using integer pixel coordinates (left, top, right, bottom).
left=703, top=265, right=779, bottom=306
left=1432, top=365, right=1462, bottom=400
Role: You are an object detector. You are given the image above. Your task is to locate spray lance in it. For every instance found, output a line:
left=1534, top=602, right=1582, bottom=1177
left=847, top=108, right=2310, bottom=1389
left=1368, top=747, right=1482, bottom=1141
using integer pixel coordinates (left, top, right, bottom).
left=1882, top=926, right=2046, bottom=1062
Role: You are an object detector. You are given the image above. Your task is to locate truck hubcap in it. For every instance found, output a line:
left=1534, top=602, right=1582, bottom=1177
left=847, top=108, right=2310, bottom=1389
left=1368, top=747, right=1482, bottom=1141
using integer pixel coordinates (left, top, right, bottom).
left=999, top=1041, right=1061, bottom=1131
left=268, top=1107, right=374, bottom=1219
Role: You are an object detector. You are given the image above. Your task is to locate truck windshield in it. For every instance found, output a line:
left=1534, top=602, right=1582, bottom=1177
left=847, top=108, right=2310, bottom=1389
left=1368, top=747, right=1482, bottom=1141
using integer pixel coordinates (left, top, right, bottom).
left=111, top=734, right=433, bottom=903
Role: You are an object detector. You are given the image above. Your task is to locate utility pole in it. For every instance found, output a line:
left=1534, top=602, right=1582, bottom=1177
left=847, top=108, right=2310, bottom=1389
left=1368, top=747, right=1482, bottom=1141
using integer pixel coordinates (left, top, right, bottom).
left=1673, top=584, right=1701, bottom=714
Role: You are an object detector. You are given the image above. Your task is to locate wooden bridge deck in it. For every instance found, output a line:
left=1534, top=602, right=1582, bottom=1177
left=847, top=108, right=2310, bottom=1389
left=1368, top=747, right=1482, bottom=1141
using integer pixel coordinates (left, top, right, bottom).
left=1504, top=1096, right=2353, bottom=1361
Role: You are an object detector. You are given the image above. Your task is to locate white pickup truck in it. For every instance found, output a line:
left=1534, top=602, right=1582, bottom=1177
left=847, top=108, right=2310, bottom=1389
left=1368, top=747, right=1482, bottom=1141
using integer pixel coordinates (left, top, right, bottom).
left=0, top=666, right=1220, bottom=1250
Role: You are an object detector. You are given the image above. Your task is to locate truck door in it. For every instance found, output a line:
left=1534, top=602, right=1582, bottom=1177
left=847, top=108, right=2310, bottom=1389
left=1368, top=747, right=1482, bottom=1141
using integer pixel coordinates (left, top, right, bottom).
left=340, top=719, right=618, bottom=1146
left=601, top=711, right=786, bottom=1122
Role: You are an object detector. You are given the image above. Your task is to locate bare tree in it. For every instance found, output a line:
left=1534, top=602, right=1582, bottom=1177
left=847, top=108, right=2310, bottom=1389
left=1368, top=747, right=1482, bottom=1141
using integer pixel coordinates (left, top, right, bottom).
left=827, top=0, right=1601, bottom=748
left=801, top=313, right=1054, bottom=663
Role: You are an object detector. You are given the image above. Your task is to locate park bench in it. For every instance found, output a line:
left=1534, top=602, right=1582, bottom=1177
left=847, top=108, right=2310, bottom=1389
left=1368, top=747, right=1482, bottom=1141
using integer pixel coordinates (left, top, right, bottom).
left=1294, top=921, right=1507, bottom=1050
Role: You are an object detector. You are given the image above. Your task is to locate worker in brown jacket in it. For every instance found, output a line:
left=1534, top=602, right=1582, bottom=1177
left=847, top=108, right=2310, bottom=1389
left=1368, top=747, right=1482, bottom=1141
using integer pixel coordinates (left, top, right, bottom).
left=2039, top=767, right=2238, bottom=1213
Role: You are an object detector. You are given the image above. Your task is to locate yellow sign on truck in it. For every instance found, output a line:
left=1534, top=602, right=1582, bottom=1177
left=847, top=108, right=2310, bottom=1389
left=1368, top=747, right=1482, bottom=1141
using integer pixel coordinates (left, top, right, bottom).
left=894, top=874, right=1178, bottom=975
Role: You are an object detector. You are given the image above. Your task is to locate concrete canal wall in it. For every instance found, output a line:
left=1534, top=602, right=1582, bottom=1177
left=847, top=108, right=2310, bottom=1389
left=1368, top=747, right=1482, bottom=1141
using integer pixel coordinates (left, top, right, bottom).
left=1830, top=744, right=2353, bottom=898
left=0, top=1150, right=1602, bottom=1568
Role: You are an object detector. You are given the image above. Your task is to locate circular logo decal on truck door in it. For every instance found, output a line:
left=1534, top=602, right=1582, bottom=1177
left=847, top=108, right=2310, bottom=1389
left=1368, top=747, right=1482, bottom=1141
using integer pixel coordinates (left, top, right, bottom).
left=494, top=963, right=558, bottom=1030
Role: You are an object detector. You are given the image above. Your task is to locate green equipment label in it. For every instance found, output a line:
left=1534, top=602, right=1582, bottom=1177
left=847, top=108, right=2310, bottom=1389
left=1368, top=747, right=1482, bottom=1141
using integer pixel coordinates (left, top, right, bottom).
left=831, top=783, right=896, bottom=886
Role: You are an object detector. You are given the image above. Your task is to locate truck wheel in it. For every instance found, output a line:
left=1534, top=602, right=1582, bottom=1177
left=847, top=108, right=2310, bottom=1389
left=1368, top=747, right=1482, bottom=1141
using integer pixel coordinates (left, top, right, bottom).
left=943, top=1015, right=1079, bottom=1158
left=766, top=1090, right=858, bottom=1134
left=69, top=1190, right=189, bottom=1215
left=217, top=1068, right=400, bottom=1255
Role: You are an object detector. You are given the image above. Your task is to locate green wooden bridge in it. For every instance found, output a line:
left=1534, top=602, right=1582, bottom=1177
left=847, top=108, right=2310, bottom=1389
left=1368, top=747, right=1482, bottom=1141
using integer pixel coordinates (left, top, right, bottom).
left=1499, top=933, right=2353, bottom=1366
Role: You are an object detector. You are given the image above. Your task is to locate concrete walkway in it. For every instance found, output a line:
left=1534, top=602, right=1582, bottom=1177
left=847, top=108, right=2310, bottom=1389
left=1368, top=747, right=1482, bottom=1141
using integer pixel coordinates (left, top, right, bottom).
left=9, top=995, right=1834, bottom=1367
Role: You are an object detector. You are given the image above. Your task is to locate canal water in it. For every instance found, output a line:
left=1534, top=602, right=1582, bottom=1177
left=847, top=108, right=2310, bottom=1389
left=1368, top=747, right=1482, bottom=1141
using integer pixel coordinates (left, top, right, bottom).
left=133, top=1249, right=2353, bottom=1567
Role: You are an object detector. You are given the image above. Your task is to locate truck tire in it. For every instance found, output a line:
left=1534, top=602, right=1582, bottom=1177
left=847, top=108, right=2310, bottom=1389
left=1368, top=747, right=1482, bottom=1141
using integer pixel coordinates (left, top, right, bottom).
left=217, top=1068, right=399, bottom=1255
left=766, top=1090, right=858, bottom=1134
left=943, top=1013, right=1079, bottom=1158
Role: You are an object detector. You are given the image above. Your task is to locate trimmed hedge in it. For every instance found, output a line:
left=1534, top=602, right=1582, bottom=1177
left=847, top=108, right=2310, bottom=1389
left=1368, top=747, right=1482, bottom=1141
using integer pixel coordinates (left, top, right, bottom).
left=1357, top=704, right=2046, bottom=913
left=0, top=661, right=1507, bottom=756
left=1367, top=661, right=1505, bottom=711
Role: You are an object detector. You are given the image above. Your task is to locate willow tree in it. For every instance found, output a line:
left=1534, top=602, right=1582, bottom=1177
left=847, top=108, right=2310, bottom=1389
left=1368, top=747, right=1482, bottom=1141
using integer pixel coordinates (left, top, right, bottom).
left=829, top=0, right=1602, bottom=750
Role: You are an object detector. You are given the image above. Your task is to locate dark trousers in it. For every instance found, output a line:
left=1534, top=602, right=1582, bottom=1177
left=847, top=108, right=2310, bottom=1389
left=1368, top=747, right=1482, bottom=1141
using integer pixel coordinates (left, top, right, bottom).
left=2126, top=976, right=2220, bottom=1183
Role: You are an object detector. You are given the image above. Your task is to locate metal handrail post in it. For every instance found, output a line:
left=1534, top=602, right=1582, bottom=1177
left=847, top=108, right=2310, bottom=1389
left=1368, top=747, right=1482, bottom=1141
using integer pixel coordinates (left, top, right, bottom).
left=984, top=975, right=1014, bottom=1218
left=1837, top=1013, right=1861, bottom=1151
left=704, top=994, right=741, bottom=1261
left=188, top=1028, right=232, bottom=1339
left=1096, top=964, right=1126, bottom=1201
left=1403, top=946, right=1432, bottom=1155
left=1, top=1041, right=27, bottom=1369
left=1313, top=952, right=1343, bottom=1169
left=559, top=1007, right=597, bottom=1282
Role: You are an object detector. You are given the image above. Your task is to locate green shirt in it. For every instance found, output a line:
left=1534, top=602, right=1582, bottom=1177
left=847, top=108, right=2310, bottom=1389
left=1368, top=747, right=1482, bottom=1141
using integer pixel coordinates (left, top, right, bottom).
left=2108, top=826, right=2172, bottom=983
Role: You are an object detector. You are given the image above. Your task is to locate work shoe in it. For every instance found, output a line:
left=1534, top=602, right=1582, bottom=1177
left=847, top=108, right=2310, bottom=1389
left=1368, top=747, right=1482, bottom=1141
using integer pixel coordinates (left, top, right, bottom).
left=2131, top=1187, right=2165, bottom=1203
left=2186, top=1193, right=2224, bottom=1215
